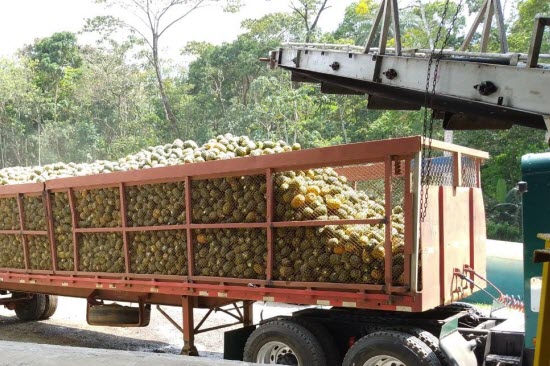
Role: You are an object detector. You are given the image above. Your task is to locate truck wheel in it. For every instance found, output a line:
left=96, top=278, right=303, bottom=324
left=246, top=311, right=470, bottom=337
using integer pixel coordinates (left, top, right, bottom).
left=243, top=320, right=327, bottom=366
left=343, top=330, right=441, bottom=366
left=40, top=295, right=58, bottom=320
left=14, top=293, right=47, bottom=321
left=292, top=317, right=341, bottom=366
left=398, top=328, right=448, bottom=366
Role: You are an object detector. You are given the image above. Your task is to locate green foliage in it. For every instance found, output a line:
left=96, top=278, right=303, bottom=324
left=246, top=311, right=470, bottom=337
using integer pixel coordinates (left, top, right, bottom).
left=508, top=0, right=550, bottom=53
left=495, top=178, right=507, bottom=203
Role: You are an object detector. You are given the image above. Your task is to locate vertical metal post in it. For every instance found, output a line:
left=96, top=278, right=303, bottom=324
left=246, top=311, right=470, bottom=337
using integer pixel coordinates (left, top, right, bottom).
left=67, top=188, right=79, bottom=272
left=404, top=157, right=413, bottom=289
left=475, top=159, right=482, bottom=189
left=468, top=188, right=476, bottom=290
left=44, top=191, right=58, bottom=271
left=390, top=0, right=402, bottom=56
left=527, top=16, right=550, bottom=68
left=534, top=235, right=550, bottom=365
left=411, top=151, right=422, bottom=293
left=185, top=176, right=194, bottom=277
left=480, top=0, right=495, bottom=52
left=119, top=183, right=130, bottom=274
left=181, top=296, right=198, bottom=356
left=384, top=156, right=393, bottom=294
left=378, top=0, right=393, bottom=56
left=453, top=152, right=463, bottom=187
left=364, top=0, right=386, bottom=54
left=266, top=168, right=273, bottom=282
left=493, top=0, right=509, bottom=53
left=16, top=194, right=30, bottom=270
left=243, top=300, right=254, bottom=327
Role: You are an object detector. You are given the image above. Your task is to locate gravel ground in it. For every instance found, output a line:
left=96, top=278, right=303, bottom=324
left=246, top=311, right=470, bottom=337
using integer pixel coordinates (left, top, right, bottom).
left=0, top=297, right=306, bottom=360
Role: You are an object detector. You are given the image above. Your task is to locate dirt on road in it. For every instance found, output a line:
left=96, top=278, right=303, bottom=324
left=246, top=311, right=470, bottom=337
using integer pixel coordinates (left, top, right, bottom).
left=0, top=297, right=304, bottom=359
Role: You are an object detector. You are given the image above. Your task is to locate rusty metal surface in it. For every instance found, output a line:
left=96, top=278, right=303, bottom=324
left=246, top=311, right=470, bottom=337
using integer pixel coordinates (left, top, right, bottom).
left=0, top=137, right=487, bottom=312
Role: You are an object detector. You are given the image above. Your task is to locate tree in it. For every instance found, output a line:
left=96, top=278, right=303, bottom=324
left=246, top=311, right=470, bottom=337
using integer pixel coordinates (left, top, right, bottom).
left=508, top=0, right=550, bottom=53
left=86, top=0, right=241, bottom=134
left=24, top=32, right=82, bottom=123
left=290, top=0, right=331, bottom=43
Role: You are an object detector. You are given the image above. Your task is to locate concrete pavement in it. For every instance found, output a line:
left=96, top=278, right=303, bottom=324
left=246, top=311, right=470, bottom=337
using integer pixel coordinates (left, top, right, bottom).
left=0, top=341, right=257, bottom=366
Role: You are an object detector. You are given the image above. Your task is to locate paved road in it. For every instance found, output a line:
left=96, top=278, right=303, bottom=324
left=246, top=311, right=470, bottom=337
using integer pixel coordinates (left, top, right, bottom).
left=0, top=341, right=257, bottom=366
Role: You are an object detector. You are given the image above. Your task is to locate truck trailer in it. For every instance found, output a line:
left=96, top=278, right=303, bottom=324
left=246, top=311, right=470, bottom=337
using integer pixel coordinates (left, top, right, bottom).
left=0, top=135, right=495, bottom=365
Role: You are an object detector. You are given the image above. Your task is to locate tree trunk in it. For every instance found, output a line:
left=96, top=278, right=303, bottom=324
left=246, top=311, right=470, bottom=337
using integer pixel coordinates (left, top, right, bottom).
left=338, top=104, right=348, bottom=144
left=152, top=36, right=180, bottom=135
left=418, top=0, right=434, bottom=49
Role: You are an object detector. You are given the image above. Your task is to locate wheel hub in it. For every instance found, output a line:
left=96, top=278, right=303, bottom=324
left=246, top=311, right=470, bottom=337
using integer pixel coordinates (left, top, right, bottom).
left=363, top=355, right=405, bottom=366
left=256, top=341, right=300, bottom=365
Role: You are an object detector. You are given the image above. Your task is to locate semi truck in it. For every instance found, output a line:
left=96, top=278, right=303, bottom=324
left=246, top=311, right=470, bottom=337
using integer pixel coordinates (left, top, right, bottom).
left=1, top=1, right=550, bottom=365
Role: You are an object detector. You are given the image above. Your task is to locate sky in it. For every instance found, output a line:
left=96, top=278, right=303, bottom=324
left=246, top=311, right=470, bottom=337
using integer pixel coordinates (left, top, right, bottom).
left=0, top=0, right=356, bottom=63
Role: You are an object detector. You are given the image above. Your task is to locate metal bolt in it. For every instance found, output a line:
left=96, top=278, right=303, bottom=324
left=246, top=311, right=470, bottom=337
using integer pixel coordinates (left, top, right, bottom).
left=329, top=62, right=340, bottom=71
left=383, top=68, right=398, bottom=80
left=473, top=81, right=497, bottom=96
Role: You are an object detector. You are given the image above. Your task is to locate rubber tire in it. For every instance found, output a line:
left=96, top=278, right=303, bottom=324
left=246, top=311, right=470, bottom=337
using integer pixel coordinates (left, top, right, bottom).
left=343, top=330, right=442, bottom=366
left=398, top=327, right=448, bottom=366
left=292, top=317, right=342, bottom=366
left=243, top=320, right=328, bottom=366
left=40, top=295, right=58, bottom=320
left=14, top=293, right=47, bottom=321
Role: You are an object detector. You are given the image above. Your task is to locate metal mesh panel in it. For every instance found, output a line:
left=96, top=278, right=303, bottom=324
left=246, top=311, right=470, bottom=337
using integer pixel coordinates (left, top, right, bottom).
left=51, top=192, right=74, bottom=271
left=273, top=225, right=386, bottom=284
left=74, top=187, right=121, bottom=228
left=391, top=162, right=406, bottom=286
left=274, top=165, right=386, bottom=222
left=193, top=228, right=266, bottom=279
left=126, top=182, right=185, bottom=227
left=424, top=152, right=453, bottom=186
left=27, top=235, right=52, bottom=270
left=424, top=153, right=479, bottom=188
left=78, top=233, right=124, bottom=273
left=191, top=175, right=266, bottom=223
left=0, top=234, right=24, bottom=269
left=129, top=230, right=187, bottom=275
left=462, top=156, right=478, bottom=187
left=0, top=197, right=20, bottom=230
left=23, top=195, right=47, bottom=231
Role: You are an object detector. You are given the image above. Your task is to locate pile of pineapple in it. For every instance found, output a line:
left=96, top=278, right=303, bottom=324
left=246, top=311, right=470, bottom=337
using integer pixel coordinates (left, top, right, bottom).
left=0, top=134, right=405, bottom=284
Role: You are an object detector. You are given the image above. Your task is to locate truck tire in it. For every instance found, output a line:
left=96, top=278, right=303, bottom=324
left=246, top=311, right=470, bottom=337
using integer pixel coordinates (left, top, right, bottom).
left=14, top=293, right=47, bottom=321
left=243, top=320, right=327, bottom=366
left=292, top=317, right=341, bottom=366
left=343, top=330, right=441, bottom=366
left=40, top=295, right=58, bottom=320
left=398, top=327, right=448, bottom=366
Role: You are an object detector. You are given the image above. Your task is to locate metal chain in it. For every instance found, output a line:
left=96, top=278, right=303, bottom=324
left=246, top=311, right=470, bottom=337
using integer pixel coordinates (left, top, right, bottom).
left=419, top=0, right=464, bottom=222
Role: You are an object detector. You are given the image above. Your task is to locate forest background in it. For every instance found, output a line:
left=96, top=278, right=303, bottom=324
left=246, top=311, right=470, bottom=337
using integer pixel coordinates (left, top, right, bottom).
left=0, top=0, right=548, bottom=241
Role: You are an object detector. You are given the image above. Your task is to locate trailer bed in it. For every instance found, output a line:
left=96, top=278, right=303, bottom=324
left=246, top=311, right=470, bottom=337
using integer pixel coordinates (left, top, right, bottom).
left=0, top=136, right=487, bottom=312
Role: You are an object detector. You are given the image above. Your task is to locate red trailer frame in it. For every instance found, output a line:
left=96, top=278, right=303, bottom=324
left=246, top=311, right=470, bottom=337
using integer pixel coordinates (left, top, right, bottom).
left=0, top=136, right=488, bottom=354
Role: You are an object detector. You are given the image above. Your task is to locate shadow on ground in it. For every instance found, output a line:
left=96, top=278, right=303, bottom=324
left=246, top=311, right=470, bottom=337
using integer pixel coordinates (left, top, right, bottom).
left=0, top=314, right=175, bottom=353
